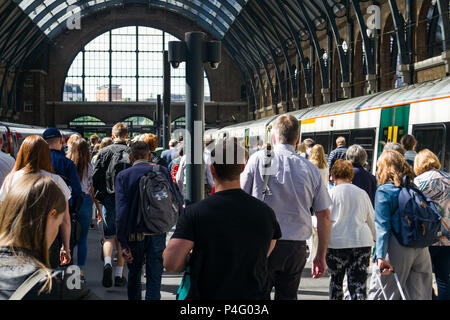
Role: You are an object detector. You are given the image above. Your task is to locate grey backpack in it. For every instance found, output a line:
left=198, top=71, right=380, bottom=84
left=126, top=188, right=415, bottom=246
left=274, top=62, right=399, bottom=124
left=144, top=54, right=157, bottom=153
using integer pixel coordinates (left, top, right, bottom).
left=137, top=165, right=179, bottom=234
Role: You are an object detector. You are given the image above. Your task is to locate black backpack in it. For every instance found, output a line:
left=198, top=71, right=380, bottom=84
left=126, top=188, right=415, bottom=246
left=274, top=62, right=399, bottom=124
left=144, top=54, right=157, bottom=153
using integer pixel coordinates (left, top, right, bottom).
left=105, top=149, right=131, bottom=194
left=137, top=165, right=179, bottom=234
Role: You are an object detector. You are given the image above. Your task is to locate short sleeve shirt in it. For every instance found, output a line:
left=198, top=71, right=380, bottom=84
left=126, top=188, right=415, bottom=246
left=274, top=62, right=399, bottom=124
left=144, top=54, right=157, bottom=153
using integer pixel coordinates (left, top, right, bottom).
left=171, top=189, right=281, bottom=300
left=241, top=144, right=332, bottom=240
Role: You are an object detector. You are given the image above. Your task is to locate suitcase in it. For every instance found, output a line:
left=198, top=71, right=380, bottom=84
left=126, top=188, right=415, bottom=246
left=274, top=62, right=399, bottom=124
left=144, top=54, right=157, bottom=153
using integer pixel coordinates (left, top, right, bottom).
left=375, top=268, right=407, bottom=300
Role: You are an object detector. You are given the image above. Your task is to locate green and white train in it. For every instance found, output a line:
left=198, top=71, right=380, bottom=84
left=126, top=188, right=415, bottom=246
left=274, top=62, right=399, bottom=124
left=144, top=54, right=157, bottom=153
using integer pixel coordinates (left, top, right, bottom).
left=206, top=76, right=450, bottom=175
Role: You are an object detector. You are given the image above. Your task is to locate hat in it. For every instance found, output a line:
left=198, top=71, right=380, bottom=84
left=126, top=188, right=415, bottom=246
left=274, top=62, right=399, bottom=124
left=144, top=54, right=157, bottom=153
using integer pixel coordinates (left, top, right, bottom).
left=42, top=128, right=62, bottom=140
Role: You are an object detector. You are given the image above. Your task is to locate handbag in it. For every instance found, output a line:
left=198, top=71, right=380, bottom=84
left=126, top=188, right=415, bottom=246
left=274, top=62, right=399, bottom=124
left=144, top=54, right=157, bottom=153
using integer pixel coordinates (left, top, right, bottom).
left=176, top=265, right=191, bottom=300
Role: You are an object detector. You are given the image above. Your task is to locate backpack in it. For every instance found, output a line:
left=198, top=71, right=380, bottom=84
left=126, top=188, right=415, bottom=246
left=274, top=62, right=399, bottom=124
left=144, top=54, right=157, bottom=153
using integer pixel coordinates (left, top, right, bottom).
left=393, top=178, right=442, bottom=248
left=137, top=165, right=179, bottom=234
left=105, top=149, right=131, bottom=194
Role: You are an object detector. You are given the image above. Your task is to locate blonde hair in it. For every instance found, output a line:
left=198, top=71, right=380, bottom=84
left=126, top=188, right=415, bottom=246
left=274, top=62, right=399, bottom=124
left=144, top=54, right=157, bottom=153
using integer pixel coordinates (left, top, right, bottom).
left=0, top=174, right=67, bottom=294
left=309, top=144, right=328, bottom=169
left=377, top=150, right=414, bottom=187
left=414, top=149, right=441, bottom=176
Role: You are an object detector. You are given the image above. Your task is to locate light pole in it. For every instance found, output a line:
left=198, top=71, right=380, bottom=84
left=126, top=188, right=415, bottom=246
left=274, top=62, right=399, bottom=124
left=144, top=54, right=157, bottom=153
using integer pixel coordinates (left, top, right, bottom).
left=168, top=32, right=221, bottom=205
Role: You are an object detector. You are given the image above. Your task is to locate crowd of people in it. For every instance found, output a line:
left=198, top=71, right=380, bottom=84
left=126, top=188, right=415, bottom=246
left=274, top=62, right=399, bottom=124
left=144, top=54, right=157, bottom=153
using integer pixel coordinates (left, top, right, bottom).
left=0, top=116, right=448, bottom=301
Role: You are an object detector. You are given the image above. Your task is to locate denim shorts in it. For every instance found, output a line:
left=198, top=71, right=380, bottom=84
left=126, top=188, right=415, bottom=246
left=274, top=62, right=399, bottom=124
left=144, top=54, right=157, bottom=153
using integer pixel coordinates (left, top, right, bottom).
left=102, top=195, right=117, bottom=239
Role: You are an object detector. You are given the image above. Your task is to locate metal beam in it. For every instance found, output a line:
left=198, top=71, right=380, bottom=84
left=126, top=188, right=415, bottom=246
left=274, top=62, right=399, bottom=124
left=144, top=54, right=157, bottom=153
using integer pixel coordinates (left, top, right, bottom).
left=350, top=0, right=377, bottom=92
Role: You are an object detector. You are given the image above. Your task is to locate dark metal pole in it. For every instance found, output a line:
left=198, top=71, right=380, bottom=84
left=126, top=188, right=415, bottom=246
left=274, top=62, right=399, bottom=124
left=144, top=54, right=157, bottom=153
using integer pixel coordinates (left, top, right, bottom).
left=157, top=94, right=162, bottom=145
left=163, top=50, right=171, bottom=149
left=185, top=32, right=205, bottom=205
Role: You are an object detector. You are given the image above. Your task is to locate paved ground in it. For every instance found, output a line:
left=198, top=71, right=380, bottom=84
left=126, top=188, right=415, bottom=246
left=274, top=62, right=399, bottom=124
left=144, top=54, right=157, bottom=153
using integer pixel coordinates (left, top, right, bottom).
left=78, top=226, right=342, bottom=300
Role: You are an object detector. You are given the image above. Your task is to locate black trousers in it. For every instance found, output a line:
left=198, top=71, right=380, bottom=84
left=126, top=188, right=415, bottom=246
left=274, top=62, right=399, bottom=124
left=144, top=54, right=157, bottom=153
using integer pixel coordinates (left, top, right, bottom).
left=267, top=240, right=307, bottom=300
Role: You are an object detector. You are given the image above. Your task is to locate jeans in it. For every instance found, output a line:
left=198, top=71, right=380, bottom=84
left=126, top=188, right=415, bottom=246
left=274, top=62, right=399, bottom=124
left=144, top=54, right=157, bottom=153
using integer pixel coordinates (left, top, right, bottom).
left=429, top=246, right=450, bottom=300
left=76, top=193, right=92, bottom=269
left=127, top=234, right=166, bottom=300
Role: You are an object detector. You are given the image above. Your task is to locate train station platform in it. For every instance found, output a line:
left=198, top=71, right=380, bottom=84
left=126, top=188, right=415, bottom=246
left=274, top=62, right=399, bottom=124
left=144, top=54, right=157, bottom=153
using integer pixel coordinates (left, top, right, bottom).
left=80, top=226, right=332, bottom=300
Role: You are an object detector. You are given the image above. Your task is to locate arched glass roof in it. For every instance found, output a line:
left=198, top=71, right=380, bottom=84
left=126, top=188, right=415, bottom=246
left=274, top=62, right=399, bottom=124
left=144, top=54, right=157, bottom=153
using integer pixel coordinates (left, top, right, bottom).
left=1, top=0, right=353, bottom=105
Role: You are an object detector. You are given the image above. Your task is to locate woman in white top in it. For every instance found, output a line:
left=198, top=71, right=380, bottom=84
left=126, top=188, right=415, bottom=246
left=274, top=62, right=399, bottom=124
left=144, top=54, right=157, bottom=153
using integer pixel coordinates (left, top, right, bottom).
left=326, top=159, right=376, bottom=300
left=0, top=135, right=72, bottom=265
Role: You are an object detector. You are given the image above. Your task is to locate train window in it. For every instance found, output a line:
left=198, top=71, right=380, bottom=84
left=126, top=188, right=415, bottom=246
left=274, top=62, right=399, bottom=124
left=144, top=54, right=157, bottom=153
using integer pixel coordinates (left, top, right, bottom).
left=350, top=129, right=376, bottom=171
left=413, top=124, right=447, bottom=172
left=315, top=134, right=331, bottom=157
left=331, top=132, right=350, bottom=152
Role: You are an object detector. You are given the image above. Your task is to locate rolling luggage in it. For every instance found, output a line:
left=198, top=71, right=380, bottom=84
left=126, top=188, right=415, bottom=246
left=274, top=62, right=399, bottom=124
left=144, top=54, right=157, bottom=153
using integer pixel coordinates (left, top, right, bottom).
left=375, top=268, right=407, bottom=300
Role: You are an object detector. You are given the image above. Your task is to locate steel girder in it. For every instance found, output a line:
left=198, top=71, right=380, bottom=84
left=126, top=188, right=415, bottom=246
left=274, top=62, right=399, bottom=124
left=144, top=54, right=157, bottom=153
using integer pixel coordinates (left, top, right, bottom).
left=436, top=0, right=450, bottom=52
left=255, top=0, right=297, bottom=106
left=232, top=18, right=276, bottom=108
left=275, top=0, right=312, bottom=103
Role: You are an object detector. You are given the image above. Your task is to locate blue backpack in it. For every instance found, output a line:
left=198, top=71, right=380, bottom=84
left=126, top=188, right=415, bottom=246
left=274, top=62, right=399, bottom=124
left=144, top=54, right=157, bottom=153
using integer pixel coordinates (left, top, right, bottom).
left=394, top=178, right=442, bottom=248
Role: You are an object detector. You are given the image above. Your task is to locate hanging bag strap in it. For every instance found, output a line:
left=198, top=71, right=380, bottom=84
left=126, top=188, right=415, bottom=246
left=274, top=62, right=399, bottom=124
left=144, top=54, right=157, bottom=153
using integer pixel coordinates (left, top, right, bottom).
left=261, top=144, right=273, bottom=202
left=9, top=269, right=47, bottom=300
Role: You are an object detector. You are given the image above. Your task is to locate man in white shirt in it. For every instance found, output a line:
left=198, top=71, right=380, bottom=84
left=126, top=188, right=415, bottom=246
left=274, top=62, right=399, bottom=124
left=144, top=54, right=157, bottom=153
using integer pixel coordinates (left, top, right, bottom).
left=241, top=114, right=331, bottom=300
left=0, top=136, right=15, bottom=187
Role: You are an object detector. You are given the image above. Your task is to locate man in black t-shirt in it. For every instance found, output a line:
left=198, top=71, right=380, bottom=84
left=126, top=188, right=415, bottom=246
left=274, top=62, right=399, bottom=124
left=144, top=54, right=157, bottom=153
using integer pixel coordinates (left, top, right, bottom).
left=163, top=138, right=281, bottom=300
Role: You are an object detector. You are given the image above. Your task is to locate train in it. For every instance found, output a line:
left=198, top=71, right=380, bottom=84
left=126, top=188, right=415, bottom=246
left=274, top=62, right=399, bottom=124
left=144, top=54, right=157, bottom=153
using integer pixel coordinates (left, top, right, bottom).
left=208, top=76, right=450, bottom=175
left=0, top=122, right=78, bottom=158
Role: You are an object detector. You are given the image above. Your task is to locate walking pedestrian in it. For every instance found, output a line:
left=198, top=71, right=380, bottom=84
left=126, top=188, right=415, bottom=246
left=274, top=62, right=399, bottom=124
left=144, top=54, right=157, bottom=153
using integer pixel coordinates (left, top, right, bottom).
left=115, top=141, right=182, bottom=300
left=346, top=144, right=377, bottom=206
left=368, top=150, right=433, bottom=300
left=93, top=123, right=130, bottom=288
left=326, top=159, right=375, bottom=300
left=0, top=174, right=98, bottom=300
left=241, top=114, right=331, bottom=300
left=414, top=149, right=450, bottom=300
left=164, top=138, right=281, bottom=299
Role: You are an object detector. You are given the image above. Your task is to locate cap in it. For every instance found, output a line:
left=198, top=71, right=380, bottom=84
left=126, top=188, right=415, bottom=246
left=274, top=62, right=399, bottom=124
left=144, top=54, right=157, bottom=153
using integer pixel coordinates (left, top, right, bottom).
left=42, top=128, right=62, bottom=140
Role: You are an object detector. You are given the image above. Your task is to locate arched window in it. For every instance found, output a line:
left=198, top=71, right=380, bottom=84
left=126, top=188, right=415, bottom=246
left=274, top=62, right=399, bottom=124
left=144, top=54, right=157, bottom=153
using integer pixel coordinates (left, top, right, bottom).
left=64, top=26, right=211, bottom=102
left=70, top=116, right=105, bottom=126
left=123, top=116, right=154, bottom=126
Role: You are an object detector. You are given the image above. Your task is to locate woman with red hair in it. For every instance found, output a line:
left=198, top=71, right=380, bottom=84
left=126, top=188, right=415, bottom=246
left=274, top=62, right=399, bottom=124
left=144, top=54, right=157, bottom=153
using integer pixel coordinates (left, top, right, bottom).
left=0, top=135, right=72, bottom=266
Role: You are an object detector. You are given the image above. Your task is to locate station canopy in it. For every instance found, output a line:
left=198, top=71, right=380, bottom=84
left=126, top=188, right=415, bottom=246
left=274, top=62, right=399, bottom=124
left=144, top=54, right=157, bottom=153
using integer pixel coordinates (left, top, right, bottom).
left=1, top=0, right=347, bottom=77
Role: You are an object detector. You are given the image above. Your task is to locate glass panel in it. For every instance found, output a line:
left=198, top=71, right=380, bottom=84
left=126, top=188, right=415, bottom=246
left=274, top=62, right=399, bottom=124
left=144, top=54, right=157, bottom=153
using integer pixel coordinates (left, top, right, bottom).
left=63, top=77, right=83, bottom=102
left=138, top=77, right=162, bottom=102
left=84, top=77, right=110, bottom=102
left=63, top=26, right=211, bottom=103
left=85, top=31, right=110, bottom=51
left=85, top=51, right=109, bottom=76
left=138, top=52, right=163, bottom=77
left=112, top=52, right=136, bottom=77
left=414, top=125, right=447, bottom=171
left=67, top=52, right=83, bottom=76
left=111, top=77, right=136, bottom=101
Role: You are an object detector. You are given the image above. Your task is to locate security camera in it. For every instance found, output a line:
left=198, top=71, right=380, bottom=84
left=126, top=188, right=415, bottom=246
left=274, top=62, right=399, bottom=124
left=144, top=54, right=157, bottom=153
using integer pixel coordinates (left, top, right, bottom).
left=168, top=41, right=186, bottom=69
left=205, top=41, right=221, bottom=70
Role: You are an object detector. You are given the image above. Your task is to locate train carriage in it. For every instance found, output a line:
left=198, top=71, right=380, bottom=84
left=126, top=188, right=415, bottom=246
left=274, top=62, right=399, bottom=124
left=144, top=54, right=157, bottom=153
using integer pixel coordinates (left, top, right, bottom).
left=216, top=76, right=450, bottom=175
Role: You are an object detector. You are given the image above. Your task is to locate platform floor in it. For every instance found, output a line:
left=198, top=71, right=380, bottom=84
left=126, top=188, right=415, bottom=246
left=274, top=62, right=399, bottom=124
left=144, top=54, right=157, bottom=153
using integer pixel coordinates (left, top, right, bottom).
left=78, top=225, right=363, bottom=300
